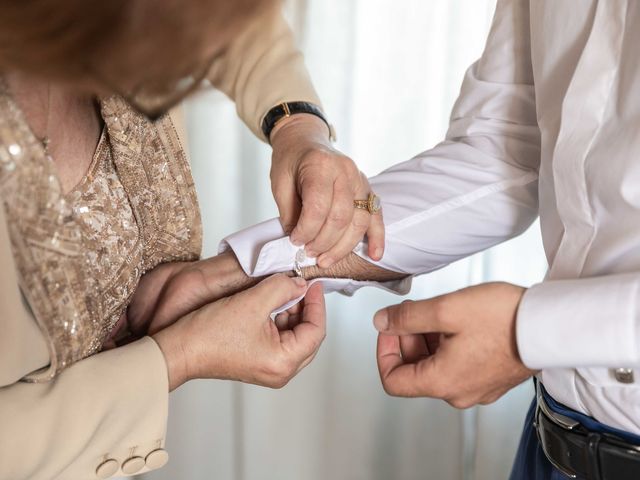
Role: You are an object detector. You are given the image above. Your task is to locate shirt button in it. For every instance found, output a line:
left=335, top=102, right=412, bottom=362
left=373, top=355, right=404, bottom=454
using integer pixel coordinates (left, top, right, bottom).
left=145, top=448, right=170, bottom=469
left=613, top=368, right=635, bottom=384
left=95, top=459, right=119, bottom=479
left=121, top=456, right=146, bottom=475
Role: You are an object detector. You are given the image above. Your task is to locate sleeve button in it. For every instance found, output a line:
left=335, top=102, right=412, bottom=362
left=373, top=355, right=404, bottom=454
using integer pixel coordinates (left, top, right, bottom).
left=121, top=456, right=146, bottom=475
left=145, top=448, right=170, bottom=469
left=95, top=459, right=119, bottom=479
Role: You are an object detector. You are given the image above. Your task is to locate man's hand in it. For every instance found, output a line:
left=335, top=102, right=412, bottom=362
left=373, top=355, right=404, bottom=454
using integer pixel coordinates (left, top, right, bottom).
left=373, top=282, right=536, bottom=408
left=270, top=114, right=384, bottom=268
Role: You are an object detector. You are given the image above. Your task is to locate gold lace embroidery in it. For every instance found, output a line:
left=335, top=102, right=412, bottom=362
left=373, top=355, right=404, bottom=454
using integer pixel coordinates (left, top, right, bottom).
left=0, top=88, right=202, bottom=381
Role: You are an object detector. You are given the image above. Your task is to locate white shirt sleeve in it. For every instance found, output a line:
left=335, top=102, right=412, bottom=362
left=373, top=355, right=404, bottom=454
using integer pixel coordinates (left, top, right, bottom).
left=219, top=220, right=412, bottom=313
left=220, top=0, right=540, bottom=314
left=517, top=275, right=640, bottom=369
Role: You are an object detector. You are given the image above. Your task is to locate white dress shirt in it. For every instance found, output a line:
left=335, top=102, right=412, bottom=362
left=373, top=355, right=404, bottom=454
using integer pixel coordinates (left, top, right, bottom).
left=221, top=0, right=640, bottom=434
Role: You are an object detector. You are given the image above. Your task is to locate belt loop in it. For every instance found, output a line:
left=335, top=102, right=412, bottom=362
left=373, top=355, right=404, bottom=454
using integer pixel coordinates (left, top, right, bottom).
left=586, top=433, right=602, bottom=480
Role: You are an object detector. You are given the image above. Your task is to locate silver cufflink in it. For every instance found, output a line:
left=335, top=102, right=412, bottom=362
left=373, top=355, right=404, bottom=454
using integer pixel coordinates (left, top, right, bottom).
left=613, top=368, right=634, bottom=384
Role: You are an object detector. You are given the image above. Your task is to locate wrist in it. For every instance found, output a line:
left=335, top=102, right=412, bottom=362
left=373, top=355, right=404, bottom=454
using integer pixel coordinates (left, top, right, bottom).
left=270, top=113, right=333, bottom=152
left=152, top=326, right=189, bottom=392
left=200, top=251, right=258, bottom=297
left=301, top=253, right=405, bottom=282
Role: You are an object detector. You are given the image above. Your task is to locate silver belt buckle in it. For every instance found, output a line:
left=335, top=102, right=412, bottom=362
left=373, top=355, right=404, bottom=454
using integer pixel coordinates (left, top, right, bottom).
left=535, top=382, right=580, bottom=431
left=534, top=382, right=580, bottom=478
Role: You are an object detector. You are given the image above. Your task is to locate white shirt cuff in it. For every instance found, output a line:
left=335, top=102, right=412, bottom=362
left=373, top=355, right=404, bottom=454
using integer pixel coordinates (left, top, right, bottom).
left=218, top=219, right=411, bottom=313
left=516, top=273, right=640, bottom=369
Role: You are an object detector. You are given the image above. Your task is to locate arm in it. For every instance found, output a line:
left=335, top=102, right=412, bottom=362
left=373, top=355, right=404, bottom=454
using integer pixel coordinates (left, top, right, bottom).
left=206, top=3, right=385, bottom=265
left=0, top=206, right=170, bottom=480
left=206, top=1, right=320, bottom=141
left=0, top=339, right=170, bottom=480
left=301, top=253, right=404, bottom=283
left=220, top=0, right=540, bottom=295
left=0, top=211, right=325, bottom=480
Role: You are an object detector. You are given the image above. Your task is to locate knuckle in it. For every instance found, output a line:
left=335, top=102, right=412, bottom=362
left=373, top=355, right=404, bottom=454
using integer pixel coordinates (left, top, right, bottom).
left=381, top=379, right=399, bottom=397
left=329, top=208, right=351, bottom=227
left=305, top=201, right=328, bottom=220
left=394, top=302, right=414, bottom=330
left=352, top=213, right=370, bottom=230
left=432, top=296, right=452, bottom=323
left=269, top=377, right=290, bottom=390
left=266, top=356, right=296, bottom=387
left=448, top=397, right=473, bottom=410
left=307, top=153, right=335, bottom=174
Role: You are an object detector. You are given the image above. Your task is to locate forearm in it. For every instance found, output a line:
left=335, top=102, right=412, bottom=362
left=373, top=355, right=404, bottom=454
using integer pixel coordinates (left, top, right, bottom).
left=301, top=253, right=406, bottom=283
left=188, top=250, right=262, bottom=298
left=0, top=338, right=169, bottom=479
left=207, top=2, right=320, bottom=140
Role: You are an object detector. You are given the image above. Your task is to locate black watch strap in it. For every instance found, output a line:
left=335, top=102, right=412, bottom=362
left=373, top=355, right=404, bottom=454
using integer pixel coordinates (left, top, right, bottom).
left=261, top=101, right=335, bottom=143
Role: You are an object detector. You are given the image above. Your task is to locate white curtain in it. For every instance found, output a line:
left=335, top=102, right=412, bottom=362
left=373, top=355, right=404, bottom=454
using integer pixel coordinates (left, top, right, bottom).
left=140, top=1, right=548, bottom=479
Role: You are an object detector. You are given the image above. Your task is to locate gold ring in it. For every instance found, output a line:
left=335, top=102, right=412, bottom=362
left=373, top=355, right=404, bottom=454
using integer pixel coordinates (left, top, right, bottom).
left=354, top=193, right=381, bottom=214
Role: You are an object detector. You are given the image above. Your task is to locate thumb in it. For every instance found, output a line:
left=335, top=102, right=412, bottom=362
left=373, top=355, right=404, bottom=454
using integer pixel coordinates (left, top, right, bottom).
left=243, top=274, right=308, bottom=314
left=373, top=298, right=448, bottom=335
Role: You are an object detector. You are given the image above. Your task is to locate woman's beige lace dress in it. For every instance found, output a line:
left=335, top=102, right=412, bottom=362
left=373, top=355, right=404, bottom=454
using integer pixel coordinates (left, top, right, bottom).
left=0, top=84, right=202, bottom=382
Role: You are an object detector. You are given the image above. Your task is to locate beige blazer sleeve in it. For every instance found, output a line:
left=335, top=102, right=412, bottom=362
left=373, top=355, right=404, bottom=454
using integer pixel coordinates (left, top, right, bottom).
left=207, top=1, right=322, bottom=140
left=0, top=203, right=170, bottom=480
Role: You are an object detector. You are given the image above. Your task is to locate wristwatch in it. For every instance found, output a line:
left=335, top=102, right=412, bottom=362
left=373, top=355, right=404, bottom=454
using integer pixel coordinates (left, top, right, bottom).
left=261, top=101, right=336, bottom=143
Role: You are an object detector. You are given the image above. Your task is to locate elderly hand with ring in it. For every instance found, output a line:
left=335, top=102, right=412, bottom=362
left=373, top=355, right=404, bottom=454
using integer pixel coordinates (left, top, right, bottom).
left=269, top=113, right=385, bottom=268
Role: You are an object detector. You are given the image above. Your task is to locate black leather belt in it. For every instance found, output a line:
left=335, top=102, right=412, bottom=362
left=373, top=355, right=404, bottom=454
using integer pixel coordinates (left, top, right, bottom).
left=534, top=384, right=640, bottom=479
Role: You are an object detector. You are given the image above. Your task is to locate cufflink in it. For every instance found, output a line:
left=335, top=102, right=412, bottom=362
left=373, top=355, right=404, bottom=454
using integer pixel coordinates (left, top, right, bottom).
left=95, top=458, right=119, bottom=479
left=613, top=368, right=634, bottom=384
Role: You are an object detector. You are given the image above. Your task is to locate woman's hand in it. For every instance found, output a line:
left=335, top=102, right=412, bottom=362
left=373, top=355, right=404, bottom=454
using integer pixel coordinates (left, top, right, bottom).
left=153, top=275, right=326, bottom=391
left=270, top=114, right=385, bottom=268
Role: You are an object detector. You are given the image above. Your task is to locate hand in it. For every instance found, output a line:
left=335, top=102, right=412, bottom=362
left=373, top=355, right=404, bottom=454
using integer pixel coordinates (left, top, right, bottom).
left=128, top=251, right=257, bottom=337
left=373, top=282, right=536, bottom=408
left=270, top=114, right=385, bottom=268
left=101, top=252, right=256, bottom=350
left=153, top=275, right=326, bottom=391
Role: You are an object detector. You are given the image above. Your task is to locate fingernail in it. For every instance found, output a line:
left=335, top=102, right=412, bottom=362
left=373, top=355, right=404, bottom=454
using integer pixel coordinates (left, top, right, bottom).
left=306, top=249, right=317, bottom=258
left=290, top=234, right=302, bottom=246
left=293, top=277, right=307, bottom=288
left=374, top=247, right=384, bottom=260
left=373, top=310, right=389, bottom=331
left=319, top=256, right=334, bottom=268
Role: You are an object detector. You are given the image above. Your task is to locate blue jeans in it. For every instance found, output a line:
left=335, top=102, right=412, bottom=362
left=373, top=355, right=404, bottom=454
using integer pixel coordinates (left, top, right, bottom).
left=509, top=385, right=640, bottom=480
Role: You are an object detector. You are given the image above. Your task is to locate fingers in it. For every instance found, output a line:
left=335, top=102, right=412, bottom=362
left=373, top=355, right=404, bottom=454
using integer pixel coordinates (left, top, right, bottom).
left=425, top=332, right=442, bottom=356
left=273, top=177, right=302, bottom=235
left=374, top=297, right=454, bottom=336
left=280, top=282, right=326, bottom=360
left=305, top=178, right=354, bottom=258
left=243, top=274, right=308, bottom=316
left=290, top=176, right=334, bottom=246
left=316, top=173, right=378, bottom=268
left=399, top=334, right=429, bottom=363
left=365, top=208, right=385, bottom=261
left=376, top=333, right=440, bottom=397
left=316, top=208, right=370, bottom=268
left=274, top=303, right=303, bottom=331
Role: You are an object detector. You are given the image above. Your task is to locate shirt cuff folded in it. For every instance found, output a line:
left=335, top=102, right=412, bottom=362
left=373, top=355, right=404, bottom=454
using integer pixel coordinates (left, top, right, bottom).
left=219, top=218, right=411, bottom=313
left=516, top=273, right=640, bottom=369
